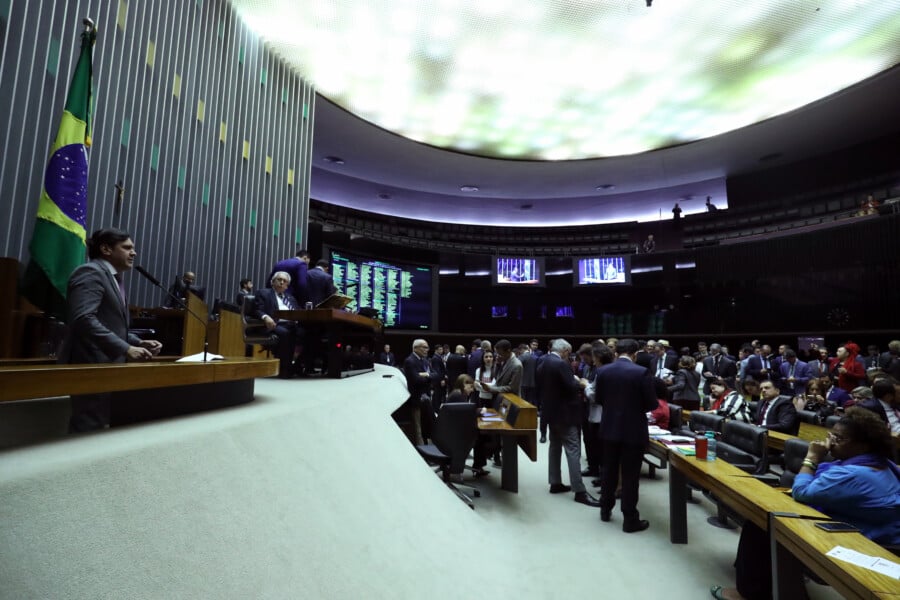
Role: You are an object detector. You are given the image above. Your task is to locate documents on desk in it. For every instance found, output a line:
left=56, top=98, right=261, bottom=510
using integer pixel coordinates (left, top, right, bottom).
left=177, top=352, right=225, bottom=362
left=825, top=547, right=900, bottom=580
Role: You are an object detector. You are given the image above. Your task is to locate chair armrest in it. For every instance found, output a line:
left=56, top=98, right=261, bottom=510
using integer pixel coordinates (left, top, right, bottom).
left=752, top=473, right=780, bottom=486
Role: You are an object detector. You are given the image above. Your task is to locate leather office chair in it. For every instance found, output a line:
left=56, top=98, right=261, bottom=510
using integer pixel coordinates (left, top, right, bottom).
left=778, top=437, right=810, bottom=488
left=824, top=414, right=841, bottom=428
left=240, top=294, right=278, bottom=355
left=667, top=403, right=684, bottom=432
left=416, top=402, right=481, bottom=509
left=644, top=403, right=684, bottom=478
left=687, top=411, right=725, bottom=436
left=716, top=420, right=770, bottom=475
left=797, top=409, right=821, bottom=425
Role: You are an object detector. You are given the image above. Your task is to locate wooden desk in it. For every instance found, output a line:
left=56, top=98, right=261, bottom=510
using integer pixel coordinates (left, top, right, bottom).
left=0, top=357, right=278, bottom=402
left=771, top=516, right=900, bottom=600
left=667, top=448, right=826, bottom=544
left=477, top=393, right=537, bottom=493
left=277, top=309, right=381, bottom=378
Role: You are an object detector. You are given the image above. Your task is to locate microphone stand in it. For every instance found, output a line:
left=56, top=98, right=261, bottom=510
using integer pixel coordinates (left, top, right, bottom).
left=134, top=266, right=210, bottom=363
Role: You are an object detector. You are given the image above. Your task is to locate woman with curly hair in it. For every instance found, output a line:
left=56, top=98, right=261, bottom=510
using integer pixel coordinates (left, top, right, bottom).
left=711, top=407, right=900, bottom=599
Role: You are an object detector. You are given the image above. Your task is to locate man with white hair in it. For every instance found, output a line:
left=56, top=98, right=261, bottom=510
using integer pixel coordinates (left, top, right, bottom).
left=403, top=339, right=435, bottom=445
left=536, top=338, right=600, bottom=507
left=253, top=271, right=301, bottom=379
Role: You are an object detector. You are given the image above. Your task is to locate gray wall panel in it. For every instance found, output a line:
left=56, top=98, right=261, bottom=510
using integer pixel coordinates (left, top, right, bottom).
left=0, top=0, right=314, bottom=309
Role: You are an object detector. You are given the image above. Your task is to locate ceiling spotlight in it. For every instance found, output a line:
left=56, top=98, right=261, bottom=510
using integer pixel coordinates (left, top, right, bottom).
left=460, top=185, right=479, bottom=192
left=323, top=155, right=345, bottom=165
left=596, top=184, right=616, bottom=191
left=377, top=192, right=392, bottom=200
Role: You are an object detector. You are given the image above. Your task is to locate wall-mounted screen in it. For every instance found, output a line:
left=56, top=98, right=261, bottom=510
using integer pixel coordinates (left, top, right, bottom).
left=329, top=249, right=435, bottom=329
left=573, top=256, right=631, bottom=285
left=555, top=306, right=574, bottom=318
left=491, top=306, right=508, bottom=318
left=492, top=256, right=545, bottom=286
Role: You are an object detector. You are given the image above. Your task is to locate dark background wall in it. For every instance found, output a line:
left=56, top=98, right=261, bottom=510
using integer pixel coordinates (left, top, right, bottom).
left=0, top=0, right=315, bottom=307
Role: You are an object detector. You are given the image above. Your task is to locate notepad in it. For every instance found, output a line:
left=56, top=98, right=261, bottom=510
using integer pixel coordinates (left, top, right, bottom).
left=176, top=352, right=224, bottom=362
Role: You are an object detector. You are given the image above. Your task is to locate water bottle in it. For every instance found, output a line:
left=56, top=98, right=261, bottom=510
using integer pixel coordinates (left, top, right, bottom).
left=706, top=431, right=717, bottom=461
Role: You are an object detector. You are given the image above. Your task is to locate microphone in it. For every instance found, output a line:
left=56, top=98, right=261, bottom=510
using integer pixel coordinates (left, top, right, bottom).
left=134, top=265, right=161, bottom=287
left=133, top=265, right=211, bottom=363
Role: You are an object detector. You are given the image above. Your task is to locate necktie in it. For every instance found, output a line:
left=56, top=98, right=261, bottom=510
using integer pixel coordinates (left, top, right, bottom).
left=714, top=356, right=720, bottom=374
left=758, top=401, right=768, bottom=425
left=114, top=273, right=127, bottom=308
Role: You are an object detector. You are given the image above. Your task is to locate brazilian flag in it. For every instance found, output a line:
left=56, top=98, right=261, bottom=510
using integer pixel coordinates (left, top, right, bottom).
left=21, top=24, right=97, bottom=319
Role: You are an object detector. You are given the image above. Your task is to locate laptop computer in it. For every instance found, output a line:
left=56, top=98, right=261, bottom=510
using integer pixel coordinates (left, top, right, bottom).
left=315, top=293, right=353, bottom=310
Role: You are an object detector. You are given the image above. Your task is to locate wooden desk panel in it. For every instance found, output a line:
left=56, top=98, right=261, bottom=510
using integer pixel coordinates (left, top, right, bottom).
left=0, top=357, right=278, bottom=402
left=773, top=517, right=900, bottom=600
left=476, top=393, right=538, bottom=493
left=277, top=309, right=382, bottom=333
left=215, top=309, right=245, bottom=357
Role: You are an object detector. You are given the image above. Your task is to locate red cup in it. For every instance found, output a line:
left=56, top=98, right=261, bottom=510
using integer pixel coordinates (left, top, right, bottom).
left=695, top=435, right=708, bottom=460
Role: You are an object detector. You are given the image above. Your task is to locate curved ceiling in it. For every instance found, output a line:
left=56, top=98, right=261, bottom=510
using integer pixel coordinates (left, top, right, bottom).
left=229, top=0, right=900, bottom=226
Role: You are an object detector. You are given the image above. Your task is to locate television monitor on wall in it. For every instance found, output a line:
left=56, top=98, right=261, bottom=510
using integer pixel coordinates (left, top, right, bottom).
left=329, top=248, right=436, bottom=330
left=492, top=256, right=545, bottom=287
left=573, top=256, right=631, bottom=285
left=555, top=306, right=575, bottom=318
left=491, top=305, right=508, bottom=318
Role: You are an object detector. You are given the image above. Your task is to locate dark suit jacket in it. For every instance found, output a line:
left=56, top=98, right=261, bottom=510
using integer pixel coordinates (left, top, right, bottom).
left=403, top=352, right=433, bottom=403
left=754, top=395, right=799, bottom=434
left=268, top=257, right=309, bottom=306
left=649, top=353, right=678, bottom=377
left=306, top=267, right=336, bottom=307
left=378, top=351, right=396, bottom=366
left=252, top=288, right=299, bottom=320
left=519, top=352, right=537, bottom=389
left=445, top=353, right=468, bottom=386
left=536, top=352, right=583, bottom=427
left=702, top=354, right=737, bottom=392
left=467, top=349, right=483, bottom=378
left=596, top=358, right=658, bottom=444
left=746, top=355, right=780, bottom=386
left=856, top=398, right=890, bottom=424
left=59, top=260, right=141, bottom=364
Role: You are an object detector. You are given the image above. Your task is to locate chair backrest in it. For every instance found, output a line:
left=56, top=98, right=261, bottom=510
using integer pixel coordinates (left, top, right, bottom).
left=689, top=411, right=725, bottom=434
left=824, top=415, right=841, bottom=428
left=779, top=437, right=810, bottom=487
left=432, top=403, right=479, bottom=475
left=719, top=420, right=769, bottom=474
left=797, top=409, right=820, bottom=425
left=667, top=403, right=683, bottom=432
left=240, top=294, right=277, bottom=346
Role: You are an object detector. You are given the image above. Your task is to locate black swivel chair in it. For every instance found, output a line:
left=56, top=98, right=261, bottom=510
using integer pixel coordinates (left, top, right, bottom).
left=824, top=414, right=841, bottom=428
left=797, top=409, right=821, bottom=426
left=240, top=294, right=278, bottom=356
left=778, top=438, right=810, bottom=488
left=416, top=402, right=481, bottom=509
left=644, top=403, right=685, bottom=478
left=685, top=411, right=725, bottom=436
left=716, top=420, right=770, bottom=475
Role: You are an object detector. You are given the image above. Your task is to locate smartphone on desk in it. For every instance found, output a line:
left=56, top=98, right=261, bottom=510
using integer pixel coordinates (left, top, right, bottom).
left=814, top=521, right=859, bottom=533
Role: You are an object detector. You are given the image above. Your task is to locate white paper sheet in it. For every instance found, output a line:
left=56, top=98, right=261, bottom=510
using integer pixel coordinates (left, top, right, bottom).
left=825, top=545, right=900, bottom=580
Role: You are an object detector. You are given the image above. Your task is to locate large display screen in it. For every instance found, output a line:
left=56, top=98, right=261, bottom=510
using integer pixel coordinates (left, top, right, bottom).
left=573, top=256, right=631, bottom=286
left=330, top=249, right=435, bottom=330
left=492, top=257, right=545, bottom=287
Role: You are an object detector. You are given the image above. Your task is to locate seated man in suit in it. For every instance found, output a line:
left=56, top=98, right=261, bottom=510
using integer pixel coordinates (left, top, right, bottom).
left=253, top=271, right=301, bottom=379
left=306, top=259, right=337, bottom=307
left=378, top=344, right=396, bottom=366
left=59, top=228, right=163, bottom=431
left=235, top=278, right=253, bottom=306
left=268, top=249, right=310, bottom=307
left=857, top=379, right=900, bottom=434
left=754, top=380, right=800, bottom=434
left=165, top=270, right=199, bottom=307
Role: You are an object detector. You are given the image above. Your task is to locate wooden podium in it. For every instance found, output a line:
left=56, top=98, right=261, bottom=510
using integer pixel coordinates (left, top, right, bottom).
left=477, top=393, right=538, bottom=492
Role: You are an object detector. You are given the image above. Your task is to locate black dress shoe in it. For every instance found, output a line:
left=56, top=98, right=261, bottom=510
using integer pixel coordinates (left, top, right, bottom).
left=600, top=510, right=612, bottom=522
left=574, top=492, right=601, bottom=507
left=581, top=468, right=599, bottom=477
left=622, top=519, right=650, bottom=533
left=539, top=435, right=547, bottom=443
left=549, top=483, right=571, bottom=494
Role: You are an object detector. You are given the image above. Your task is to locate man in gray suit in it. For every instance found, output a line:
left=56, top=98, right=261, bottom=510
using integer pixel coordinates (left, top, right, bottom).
left=484, top=339, right=522, bottom=397
left=59, top=228, right=162, bottom=431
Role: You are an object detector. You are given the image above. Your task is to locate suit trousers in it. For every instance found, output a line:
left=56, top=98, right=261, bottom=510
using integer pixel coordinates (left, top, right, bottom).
left=600, top=441, right=645, bottom=520
left=522, top=386, right=546, bottom=436
left=548, top=423, right=586, bottom=493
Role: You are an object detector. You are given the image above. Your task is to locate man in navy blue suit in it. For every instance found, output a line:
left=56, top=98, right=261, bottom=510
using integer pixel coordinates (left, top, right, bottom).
left=595, top=338, right=658, bottom=532
left=253, top=271, right=301, bottom=379
left=536, top=339, right=600, bottom=508
left=306, top=259, right=337, bottom=307
left=267, top=249, right=310, bottom=307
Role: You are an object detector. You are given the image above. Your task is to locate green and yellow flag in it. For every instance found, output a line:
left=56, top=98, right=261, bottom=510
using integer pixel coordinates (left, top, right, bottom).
left=21, top=24, right=97, bottom=319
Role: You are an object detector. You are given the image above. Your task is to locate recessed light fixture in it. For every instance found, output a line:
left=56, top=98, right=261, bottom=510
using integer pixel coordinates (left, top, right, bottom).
left=323, top=155, right=345, bottom=164
left=377, top=192, right=392, bottom=200
left=520, top=203, right=533, bottom=210
left=460, top=185, right=479, bottom=192
left=596, top=184, right=616, bottom=191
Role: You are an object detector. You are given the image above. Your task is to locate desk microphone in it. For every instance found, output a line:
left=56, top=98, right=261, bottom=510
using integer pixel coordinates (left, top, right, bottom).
left=134, top=265, right=210, bottom=362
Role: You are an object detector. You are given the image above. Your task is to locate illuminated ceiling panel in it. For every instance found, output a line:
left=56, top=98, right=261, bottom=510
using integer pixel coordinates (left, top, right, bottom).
left=229, top=0, right=900, bottom=160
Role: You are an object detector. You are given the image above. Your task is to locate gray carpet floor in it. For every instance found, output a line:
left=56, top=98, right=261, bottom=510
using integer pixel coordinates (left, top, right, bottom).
left=0, top=365, right=843, bottom=599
